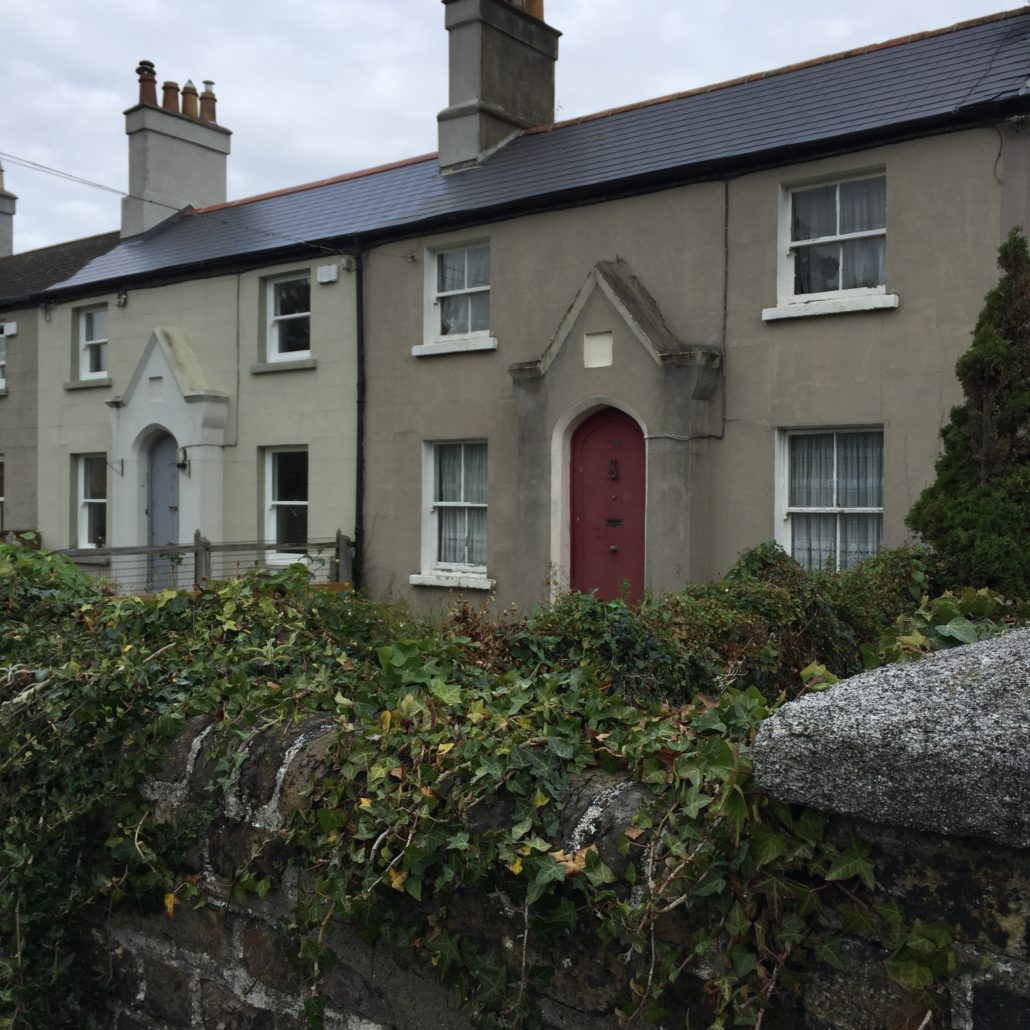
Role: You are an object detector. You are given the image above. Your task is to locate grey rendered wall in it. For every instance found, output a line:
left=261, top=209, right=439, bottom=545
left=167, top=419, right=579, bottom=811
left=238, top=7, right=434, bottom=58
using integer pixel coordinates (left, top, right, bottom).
left=0, top=307, right=38, bottom=534
left=362, top=181, right=726, bottom=609
left=363, top=126, right=1008, bottom=611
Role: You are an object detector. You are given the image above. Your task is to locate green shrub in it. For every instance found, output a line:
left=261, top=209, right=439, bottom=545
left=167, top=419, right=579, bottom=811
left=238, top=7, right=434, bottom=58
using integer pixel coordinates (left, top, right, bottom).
left=907, top=229, right=1030, bottom=596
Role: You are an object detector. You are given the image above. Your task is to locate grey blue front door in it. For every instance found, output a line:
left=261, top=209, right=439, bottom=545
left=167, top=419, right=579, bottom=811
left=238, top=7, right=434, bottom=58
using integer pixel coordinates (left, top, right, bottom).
left=147, top=432, right=180, bottom=589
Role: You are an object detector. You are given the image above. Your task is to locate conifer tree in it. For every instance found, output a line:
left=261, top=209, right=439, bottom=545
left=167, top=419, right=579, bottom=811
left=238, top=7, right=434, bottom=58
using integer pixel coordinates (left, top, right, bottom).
left=907, top=228, right=1030, bottom=596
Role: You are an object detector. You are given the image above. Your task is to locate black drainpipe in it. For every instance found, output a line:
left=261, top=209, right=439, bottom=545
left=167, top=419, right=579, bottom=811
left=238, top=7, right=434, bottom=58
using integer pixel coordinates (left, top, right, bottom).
left=352, top=248, right=366, bottom=591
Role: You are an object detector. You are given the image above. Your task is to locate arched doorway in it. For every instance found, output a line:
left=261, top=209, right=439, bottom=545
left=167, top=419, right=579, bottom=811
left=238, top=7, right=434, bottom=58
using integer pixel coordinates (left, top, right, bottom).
left=147, top=431, right=180, bottom=589
left=570, top=407, right=645, bottom=602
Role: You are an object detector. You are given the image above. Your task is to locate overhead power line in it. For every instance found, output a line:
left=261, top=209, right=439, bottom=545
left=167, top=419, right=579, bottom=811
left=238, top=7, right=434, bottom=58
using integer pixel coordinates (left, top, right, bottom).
left=0, top=150, right=345, bottom=257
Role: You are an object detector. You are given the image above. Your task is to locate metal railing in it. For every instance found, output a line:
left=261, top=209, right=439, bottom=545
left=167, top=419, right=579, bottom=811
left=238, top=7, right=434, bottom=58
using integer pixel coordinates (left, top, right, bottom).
left=57, top=530, right=354, bottom=596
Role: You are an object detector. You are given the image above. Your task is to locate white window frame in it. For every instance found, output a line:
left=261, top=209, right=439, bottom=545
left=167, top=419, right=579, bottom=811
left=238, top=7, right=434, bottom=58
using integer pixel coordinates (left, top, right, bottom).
left=774, top=428, right=884, bottom=571
left=264, top=447, right=309, bottom=556
left=410, top=440, right=494, bottom=590
left=0, top=325, right=7, bottom=390
left=78, top=306, right=109, bottom=379
left=76, top=454, right=108, bottom=548
left=266, top=274, right=311, bottom=362
left=414, top=241, right=497, bottom=357
left=763, top=171, right=899, bottom=321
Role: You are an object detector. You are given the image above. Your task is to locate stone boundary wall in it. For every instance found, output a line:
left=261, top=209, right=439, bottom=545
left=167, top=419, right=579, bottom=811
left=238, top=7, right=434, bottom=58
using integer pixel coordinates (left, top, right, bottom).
left=92, top=631, right=1030, bottom=1028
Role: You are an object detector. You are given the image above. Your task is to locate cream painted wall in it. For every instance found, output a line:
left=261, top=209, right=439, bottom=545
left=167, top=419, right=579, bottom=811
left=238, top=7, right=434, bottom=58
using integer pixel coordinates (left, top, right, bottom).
left=35, top=258, right=358, bottom=552
left=363, top=126, right=1013, bottom=610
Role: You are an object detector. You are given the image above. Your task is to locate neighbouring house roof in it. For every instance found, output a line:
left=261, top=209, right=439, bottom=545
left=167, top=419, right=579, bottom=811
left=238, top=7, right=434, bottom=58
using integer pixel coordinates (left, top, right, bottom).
left=0, top=231, right=120, bottom=307
left=54, top=9, right=1030, bottom=295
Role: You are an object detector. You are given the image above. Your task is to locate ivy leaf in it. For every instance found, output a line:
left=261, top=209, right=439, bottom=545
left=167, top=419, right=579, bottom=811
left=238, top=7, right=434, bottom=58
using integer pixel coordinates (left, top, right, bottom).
left=692, top=873, right=726, bottom=898
left=825, top=843, right=876, bottom=890
left=935, top=616, right=978, bottom=644
left=430, top=679, right=462, bottom=705
left=527, top=856, right=567, bottom=903
left=814, top=939, right=845, bottom=970
left=752, top=825, right=789, bottom=869
left=546, top=736, right=575, bottom=759
left=885, top=958, right=934, bottom=991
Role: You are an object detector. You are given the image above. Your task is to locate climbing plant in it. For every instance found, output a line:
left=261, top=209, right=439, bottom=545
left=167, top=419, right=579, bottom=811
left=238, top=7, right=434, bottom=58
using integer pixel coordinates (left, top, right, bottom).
left=2, top=542, right=1019, bottom=1027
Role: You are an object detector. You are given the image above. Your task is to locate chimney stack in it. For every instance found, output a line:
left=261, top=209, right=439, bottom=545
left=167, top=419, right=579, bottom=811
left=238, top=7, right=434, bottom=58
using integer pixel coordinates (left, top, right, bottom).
left=121, top=60, right=231, bottom=238
left=437, top=0, right=560, bottom=172
left=0, top=164, right=16, bottom=258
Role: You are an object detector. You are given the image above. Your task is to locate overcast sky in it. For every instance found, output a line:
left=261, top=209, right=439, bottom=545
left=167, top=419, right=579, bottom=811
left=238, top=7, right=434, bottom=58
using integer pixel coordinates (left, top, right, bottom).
left=0, top=0, right=1015, bottom=253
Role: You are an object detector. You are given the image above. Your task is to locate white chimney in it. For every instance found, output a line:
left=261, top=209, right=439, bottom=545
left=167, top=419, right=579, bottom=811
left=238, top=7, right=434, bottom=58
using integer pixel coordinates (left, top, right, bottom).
left=438, top=0, right=560, bottom=172
left=121, top=60, right=231, bottom=238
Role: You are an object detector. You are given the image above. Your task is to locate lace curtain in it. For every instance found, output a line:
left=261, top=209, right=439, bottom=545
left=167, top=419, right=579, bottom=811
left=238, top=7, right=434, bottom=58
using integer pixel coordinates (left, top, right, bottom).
left=789, top=432, right=882, bottom=570
left=435, top=443, right=487, bottom=565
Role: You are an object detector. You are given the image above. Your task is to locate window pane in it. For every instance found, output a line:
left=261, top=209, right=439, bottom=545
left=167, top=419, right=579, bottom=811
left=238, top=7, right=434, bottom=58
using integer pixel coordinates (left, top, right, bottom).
left=469, top=291, right=490, bottom=333
left=437, top=251, right=466, bottom=293
left=87, top=341, right=107, bottom=374
left=275, top=504, right=308, bottom=548
left=274, top=451, right=308, bottom=502
left=791, top=185, right=836, bottom=241
left=839, top=177, right=885, bottom=233
left=467, top=507, right=487, bottom=565
left=275, top=279, right=309, bottom=317
left=466, top=245, right=490, bottom=288
left=85, top=501, right=106, bottom=547
left=841, top=237, right=885, bottom=289
left=83, top=457, right=106, bottom=500
left=277, top=317, right=310, bottom=353
left=84, top=308, right=107, bottom=342
left=790, top=434, right=834, bottom=507
left=435, top=445, right=463, bottom=502
left=840, top=514, right=882, bottom=569
left=440, top=295, right=469, bottom=336
left=437, top=507, right=464, bottom=563
left=464, top=444, right=488, bottom=504
left=837, top=432, right=883, bottom=508
left=794, top=243, right=840, bottom=294
left=0, top=337, right=6, bottom=369
left=792, top=514, right=836, bottom=571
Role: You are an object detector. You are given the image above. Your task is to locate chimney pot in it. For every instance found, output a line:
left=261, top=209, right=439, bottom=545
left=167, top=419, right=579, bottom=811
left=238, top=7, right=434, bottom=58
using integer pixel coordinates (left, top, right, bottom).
left=525, top=0, right=544, bottom=18
left=181, top=80, right=199, bottom=118
left=161, top=81, right=180, bottom=114
left=136, top=60, right=158, bottom=106
left=199, top=80, right=217, bottom=123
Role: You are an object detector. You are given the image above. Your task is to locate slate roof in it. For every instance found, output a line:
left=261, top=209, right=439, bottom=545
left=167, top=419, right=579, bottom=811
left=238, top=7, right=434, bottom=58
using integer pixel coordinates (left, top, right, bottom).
left=55, top=8, right=1030, bottom=294
left=0, top=231, right=120, bottom=307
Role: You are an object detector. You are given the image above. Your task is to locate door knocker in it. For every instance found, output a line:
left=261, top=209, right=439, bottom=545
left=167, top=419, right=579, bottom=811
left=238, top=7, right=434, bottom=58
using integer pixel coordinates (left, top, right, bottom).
left=607, top=458, right=618, bottom=480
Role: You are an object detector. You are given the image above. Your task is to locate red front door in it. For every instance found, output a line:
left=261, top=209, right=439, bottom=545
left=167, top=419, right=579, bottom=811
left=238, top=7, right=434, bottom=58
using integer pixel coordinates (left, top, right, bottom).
left=570, top=408, right=645, bottom=603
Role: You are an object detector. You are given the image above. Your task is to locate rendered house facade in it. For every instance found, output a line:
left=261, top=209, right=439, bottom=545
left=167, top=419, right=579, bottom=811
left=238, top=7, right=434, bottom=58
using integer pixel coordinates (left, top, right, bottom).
left=16, top=2, right=1030, bottom=606
left=359, top=2, right=1030, bottom=607
left=24, top=68, right=359, bottom=586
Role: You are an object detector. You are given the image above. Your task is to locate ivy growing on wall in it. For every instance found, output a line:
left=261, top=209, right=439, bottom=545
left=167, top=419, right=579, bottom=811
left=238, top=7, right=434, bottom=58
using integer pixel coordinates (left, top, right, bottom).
left=1, top=542, right=1023, bottom=1028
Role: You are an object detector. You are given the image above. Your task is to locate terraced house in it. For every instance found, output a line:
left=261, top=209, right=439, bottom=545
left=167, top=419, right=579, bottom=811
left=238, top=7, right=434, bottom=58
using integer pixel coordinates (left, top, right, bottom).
left=8, top=1, right=1030, bottom=606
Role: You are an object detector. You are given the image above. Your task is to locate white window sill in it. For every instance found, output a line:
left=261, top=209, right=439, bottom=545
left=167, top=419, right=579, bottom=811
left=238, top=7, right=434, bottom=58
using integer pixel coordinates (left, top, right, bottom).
left=412, top=336, right=498, bottom=358
left=409, top=572, right=495, bottom=591
left=64, top=377, right=112, bottom=390
left=762, top=294, right=899, bottom=322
